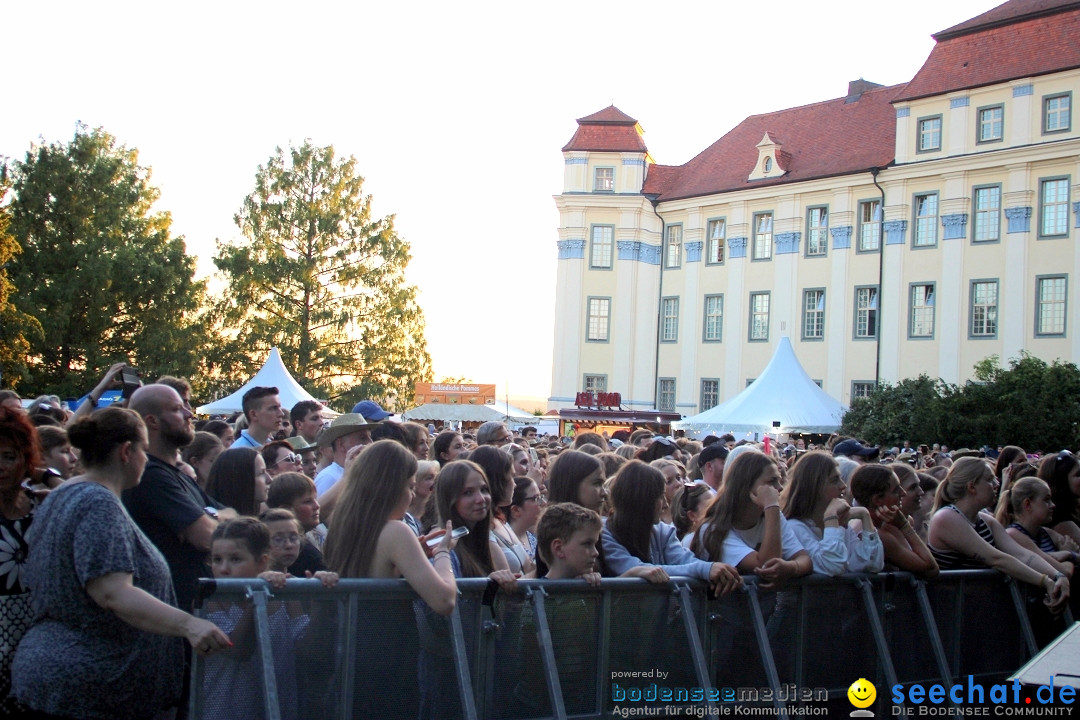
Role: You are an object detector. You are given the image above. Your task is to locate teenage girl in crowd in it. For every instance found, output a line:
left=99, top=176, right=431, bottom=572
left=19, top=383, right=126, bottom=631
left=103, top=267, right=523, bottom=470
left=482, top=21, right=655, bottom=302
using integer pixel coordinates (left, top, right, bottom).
left=430, top=430, right=466, bottom=466
left=780, top=451, right=884, bottom=575
left=603, top=461, right=742, bottom=594
left=1037, top=451, right=1080, bottom=545
left=205, top=447, right=269, bottom=517
left=471, top=446, right=532, bottom=575
left=690, top=450, right=812, bottom=587
left=995, top=476, right=1079, bottom=578
left=324, top=440, right=461, bottom=718
left=850, top=464, right=939, bottom=578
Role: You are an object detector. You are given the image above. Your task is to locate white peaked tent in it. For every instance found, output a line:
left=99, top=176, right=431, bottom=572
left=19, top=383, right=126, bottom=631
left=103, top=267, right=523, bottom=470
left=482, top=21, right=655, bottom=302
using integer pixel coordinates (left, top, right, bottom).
left=673, top=337, right=847, bottom=436
left=196, top=348, right=322, bottom=415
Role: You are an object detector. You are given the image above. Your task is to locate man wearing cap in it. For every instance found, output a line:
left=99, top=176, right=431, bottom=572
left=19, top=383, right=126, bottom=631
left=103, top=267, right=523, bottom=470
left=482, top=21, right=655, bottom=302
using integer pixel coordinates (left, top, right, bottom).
left=699, top=443, right=729, bottom=491
left=231, top=386, right=282, bottom=449
left=314, top=414, right=378, bottom=495
left=352, top=399, right=393, bottom=423
left=832, top=438, right=880, bottom=464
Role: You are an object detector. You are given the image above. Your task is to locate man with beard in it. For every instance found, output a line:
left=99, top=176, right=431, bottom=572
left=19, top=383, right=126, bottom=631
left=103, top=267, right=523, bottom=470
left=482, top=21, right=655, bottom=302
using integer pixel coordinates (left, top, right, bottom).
left=124, top=384, right=237, bottom=613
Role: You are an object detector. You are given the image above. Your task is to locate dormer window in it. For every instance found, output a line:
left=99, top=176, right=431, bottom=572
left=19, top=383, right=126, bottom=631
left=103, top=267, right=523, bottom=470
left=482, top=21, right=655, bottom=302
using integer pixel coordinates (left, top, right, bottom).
left=749, top=132, right=788, bottom=181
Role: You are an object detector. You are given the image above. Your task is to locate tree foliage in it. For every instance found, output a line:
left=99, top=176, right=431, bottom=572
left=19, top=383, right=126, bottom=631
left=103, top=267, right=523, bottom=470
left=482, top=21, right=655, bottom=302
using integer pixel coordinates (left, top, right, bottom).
left=5, top=125, right=208, bottom=397
left=213, top=140, right=432, bottom=410
left=840, top=354, right=1080, bottom=451
left=0, top=174, right=43, bottom=388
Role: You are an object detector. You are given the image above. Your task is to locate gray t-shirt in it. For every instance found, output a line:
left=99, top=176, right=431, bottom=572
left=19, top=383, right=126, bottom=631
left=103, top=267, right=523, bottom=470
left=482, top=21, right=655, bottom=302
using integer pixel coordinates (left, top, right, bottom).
left=12, top=481, right=184, bottom=719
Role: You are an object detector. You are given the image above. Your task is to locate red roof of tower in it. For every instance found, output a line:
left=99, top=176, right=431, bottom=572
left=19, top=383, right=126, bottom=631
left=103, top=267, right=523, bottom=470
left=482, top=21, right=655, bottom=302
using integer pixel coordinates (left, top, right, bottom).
left=562, top=105, right=649, bottom=153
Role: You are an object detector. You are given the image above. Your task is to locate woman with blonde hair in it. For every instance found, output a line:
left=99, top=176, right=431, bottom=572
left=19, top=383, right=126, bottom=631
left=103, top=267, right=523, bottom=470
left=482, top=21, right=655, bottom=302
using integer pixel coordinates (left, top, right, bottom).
left=928, top=457, right=1069, bottom=611
left=994, top=475, right=1077, bottom=578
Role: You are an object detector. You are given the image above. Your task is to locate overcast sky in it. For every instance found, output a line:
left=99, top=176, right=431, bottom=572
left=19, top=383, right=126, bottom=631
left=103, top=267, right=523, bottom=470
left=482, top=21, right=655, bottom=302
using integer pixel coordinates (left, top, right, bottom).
left=1, top=0, right=997, bottom=408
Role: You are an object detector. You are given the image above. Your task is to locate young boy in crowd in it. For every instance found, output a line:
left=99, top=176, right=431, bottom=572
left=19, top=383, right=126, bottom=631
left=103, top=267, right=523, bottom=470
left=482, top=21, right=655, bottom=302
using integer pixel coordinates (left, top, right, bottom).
left=515, top=504, right=603, bottom=715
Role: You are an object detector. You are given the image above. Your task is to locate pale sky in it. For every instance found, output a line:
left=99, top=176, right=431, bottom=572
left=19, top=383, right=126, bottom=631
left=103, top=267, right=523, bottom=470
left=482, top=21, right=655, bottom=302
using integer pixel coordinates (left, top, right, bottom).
left=1, top=0, right=997, bottom=410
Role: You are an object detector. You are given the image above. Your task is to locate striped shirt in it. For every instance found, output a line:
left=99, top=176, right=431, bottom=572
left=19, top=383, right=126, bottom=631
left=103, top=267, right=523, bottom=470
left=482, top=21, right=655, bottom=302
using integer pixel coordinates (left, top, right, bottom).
left=930, top=505, right=996, bottom=570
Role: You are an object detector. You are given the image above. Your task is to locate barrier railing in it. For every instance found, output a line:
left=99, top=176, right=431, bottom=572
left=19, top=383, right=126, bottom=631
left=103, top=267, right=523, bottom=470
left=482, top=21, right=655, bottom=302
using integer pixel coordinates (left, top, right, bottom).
left=190, top=571, right=1073, bottom=720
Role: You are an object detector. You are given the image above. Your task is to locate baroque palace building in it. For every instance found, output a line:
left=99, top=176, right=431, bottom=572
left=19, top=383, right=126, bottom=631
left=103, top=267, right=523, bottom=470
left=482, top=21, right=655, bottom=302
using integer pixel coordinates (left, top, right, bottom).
left=549, top=0, right=1080, bottom=417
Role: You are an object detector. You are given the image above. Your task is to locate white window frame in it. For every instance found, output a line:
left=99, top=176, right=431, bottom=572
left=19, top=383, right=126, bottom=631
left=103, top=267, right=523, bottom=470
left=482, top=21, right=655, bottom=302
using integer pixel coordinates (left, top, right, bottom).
left=1040, top=177, right=1070, bottom=238
left=661, top=297, right=679, bottom=343
left=594, top=167, right=614, bottom=192
left=977, top=105, right=1004, bottom=143
left=913, top=192, right=939, bottom=247
left=1036, top=276, right=1067, bottom=337
left=806, top=206, right=828, bottom=256
left=749, top=291, right=770, bottom=341
left=802, top=289, right=825, bottom=340
left=700, top=379, right=720, bottom=412
left=1044, top=93, right=1071, bottom=135
left=858, top=200, right=881, bottom=252
left=973, top=185, right=1001, bottom=243
left=589, top=224, right=614, bottom=268
left=665, top=224, right=683, bottom=268
left=703, top=294, right=723, bottom=342
left=909, top=283, right=936, bottom=339
left=854, top=286, right=878, bottom=339
left=658, top=378, right=676, bottom=412
left=970, top=280, right=998, bottom=339
left=752, top=212, right=773, bottom=260
left=706, top=218, right=726, bottom=264
left=586, top=297, right=610, bottom=342
left=918, top=115, right=942, bottom=152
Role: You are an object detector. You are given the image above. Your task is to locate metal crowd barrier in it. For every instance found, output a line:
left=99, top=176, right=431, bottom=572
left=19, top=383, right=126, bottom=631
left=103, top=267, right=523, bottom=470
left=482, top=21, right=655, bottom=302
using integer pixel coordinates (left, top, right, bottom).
left=190, top=571, right=1074, bottom=720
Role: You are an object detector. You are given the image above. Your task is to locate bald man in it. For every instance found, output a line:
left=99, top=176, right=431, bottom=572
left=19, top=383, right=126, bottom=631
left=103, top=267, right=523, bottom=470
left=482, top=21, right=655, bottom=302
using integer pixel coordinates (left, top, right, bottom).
left=123, top=385, right=236, bottom=613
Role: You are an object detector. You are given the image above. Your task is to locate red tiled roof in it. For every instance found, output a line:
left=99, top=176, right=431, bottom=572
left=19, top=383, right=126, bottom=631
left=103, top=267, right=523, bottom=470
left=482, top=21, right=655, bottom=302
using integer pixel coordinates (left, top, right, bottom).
left=642, top=165, right=679, bottom=197
left=562, top=105, right=649, bottom=153
left=577, top=106, right=639, bottom=124
left=895, top=5, right=1080, bottom=101
left=934, top=0, right=1080, bottom=40
left=641, top=85, right=901, bottom=202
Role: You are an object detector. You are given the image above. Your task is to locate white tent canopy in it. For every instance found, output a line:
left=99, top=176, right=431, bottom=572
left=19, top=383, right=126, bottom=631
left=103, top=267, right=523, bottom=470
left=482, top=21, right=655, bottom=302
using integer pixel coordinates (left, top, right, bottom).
left=673, top=337, right=847, bottom=436
left=196, top=348, right=322, bottom=415
left=402, top=400, right=536, bottom=424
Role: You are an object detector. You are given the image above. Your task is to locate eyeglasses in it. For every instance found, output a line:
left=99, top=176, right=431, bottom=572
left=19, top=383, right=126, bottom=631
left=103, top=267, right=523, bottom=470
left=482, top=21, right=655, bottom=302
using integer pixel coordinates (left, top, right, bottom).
left=271, top=453, right=301, bottom=467
left=270, top=533, right=301, bottom=547
left=522, top=494, right=546, bottom=505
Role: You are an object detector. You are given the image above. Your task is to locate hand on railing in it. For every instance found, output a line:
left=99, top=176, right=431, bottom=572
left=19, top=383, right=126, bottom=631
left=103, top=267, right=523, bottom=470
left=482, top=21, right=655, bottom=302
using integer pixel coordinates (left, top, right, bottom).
left=708, top=562, right=742, bottom=596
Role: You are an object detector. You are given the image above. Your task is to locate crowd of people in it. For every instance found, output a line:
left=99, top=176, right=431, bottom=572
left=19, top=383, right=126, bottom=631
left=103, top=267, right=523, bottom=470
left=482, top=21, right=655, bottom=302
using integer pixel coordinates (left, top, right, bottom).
left=0, top=371, right=1077, bottom=719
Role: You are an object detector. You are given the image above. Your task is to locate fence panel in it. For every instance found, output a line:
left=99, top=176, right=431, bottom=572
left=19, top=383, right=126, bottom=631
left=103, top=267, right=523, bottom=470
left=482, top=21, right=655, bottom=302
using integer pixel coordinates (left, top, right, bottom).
left=191, top=571, right=1044, bottom=720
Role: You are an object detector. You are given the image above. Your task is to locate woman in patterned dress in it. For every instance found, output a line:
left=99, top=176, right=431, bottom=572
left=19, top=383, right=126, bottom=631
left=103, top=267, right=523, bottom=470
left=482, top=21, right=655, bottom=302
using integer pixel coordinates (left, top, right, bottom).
left=0, top=407, right=41, bottom=716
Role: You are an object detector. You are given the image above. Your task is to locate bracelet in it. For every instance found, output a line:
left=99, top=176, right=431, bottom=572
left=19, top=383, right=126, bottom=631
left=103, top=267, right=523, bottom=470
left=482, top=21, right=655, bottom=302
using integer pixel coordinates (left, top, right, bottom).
left=1039, top=573, right=1050, bottom=590
left=823, top=515, right=839, bottom=523
left=1070, top=551, right=1078, bottom=564
left=764, top=503, right=780, bottom=511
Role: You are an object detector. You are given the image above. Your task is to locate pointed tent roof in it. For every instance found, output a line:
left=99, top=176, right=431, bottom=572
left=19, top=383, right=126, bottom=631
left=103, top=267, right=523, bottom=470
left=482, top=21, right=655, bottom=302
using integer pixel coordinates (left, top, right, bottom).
left=196, top=348, right=323, bottom=415
left=673, top=337, right=847, bottom=436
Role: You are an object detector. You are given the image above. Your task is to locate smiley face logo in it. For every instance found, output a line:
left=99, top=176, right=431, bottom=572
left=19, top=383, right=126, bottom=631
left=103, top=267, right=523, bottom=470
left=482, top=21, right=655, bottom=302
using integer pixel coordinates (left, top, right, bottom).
left=847, top=678, right=876, bottom=709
